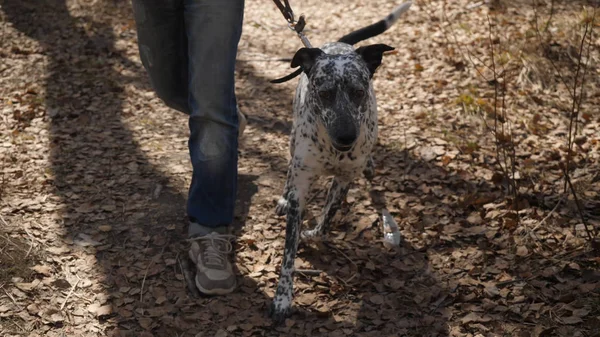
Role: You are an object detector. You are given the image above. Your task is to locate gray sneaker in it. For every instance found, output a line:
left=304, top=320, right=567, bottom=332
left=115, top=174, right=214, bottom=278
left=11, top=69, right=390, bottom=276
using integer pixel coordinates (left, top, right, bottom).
left=188, top=232, right=237, bottom=295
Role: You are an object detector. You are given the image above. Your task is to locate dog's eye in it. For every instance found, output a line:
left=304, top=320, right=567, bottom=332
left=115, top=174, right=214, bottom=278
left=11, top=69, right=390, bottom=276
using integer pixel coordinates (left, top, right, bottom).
left=319, top=90, right=334, bottom=101
left=352, top=89, right=365, bottom=98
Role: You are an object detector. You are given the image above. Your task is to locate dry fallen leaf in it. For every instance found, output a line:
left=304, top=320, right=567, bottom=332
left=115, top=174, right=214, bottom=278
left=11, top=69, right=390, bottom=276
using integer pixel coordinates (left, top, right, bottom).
left=96, top=304, right=113, bottom=317
left=15, top=279, right=41, bottom=292
left=461, top=312, right=492, bottom=324
left=138, top=317, right=153, bottom=330
left=98, top=225, right=112, bottom=232
left=46, top=246, right=70, bottom=255
left=155, top=295, right=167, bottom=305
left=74, top=233, right=102, bottom=247
left=26, top=303, right=40, bottom=315
left=370, top=294, right=384, bottom=305
left=516, top=246, right=529, bottom=257
left=87, top=302, right=112, bottom=317
left=215, top=329, right=228, bottom=337
left=561, top=316, right=583, bottom=325
left=30, top=264, right=52, bottom=276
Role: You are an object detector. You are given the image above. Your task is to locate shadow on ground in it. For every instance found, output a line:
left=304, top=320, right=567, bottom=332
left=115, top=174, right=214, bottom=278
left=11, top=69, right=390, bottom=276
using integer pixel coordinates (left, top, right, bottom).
left=0, top=1, right=282, bottom=336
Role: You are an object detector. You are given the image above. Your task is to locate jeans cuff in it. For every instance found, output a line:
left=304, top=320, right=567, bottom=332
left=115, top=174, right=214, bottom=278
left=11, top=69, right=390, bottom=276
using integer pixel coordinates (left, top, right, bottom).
left=188, top=219, right=230, bottom=238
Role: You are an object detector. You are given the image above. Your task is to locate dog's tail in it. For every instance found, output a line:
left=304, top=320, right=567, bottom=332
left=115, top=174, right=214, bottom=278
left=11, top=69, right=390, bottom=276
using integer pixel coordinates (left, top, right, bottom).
left=270, top=1, right=412, bottom=84
left=337, top=1, right=412, bottom=45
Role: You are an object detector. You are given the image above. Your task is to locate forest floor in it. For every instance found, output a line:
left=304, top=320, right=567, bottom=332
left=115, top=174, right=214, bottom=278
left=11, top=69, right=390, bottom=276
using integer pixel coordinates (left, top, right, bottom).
left=1, top=0, right=599, bottom=336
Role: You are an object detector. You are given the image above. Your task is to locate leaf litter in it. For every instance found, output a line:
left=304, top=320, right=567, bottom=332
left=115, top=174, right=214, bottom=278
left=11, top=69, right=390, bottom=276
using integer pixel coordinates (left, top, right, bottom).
left=1, top=0, right=600, bottom=336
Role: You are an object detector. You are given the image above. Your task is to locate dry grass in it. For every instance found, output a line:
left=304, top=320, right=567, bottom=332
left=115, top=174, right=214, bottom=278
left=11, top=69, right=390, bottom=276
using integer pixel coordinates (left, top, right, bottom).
left=0, top=226, right=38, bottom=285
left=0, top=223, right=42, bottom=336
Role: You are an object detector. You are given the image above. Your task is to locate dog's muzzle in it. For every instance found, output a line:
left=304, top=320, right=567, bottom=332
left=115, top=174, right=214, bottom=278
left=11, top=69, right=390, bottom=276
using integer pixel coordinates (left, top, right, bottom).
left=330, top=116, right=358, bottom=152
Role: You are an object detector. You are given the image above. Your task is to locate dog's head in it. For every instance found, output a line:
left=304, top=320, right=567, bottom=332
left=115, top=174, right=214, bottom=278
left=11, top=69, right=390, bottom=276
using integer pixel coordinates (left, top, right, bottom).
left=291, top=44, right=393, bottom=152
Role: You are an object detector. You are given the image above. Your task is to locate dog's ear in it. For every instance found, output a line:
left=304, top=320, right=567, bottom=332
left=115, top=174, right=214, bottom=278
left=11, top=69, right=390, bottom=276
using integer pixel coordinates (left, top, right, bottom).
left=355, top=44, right=395, bottom=78
left=291, top=48, right=324, bottom=75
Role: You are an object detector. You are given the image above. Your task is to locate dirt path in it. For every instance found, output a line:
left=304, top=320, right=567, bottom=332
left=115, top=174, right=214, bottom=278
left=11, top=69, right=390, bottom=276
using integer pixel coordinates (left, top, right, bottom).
left=1, top=0, right=599, bottom=336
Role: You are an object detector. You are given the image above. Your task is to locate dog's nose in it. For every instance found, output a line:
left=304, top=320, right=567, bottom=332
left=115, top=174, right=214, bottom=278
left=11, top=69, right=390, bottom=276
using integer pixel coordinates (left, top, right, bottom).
left=335, top=133, right=357, bottom=146
left=330, top=113, right=358, bottom=151
left=332, top=126, right=357, bottom=151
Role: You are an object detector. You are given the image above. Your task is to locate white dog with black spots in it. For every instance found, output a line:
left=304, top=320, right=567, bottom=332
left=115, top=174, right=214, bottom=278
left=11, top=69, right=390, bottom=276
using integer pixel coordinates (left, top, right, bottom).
left=268, top=1, right=412, bottom=323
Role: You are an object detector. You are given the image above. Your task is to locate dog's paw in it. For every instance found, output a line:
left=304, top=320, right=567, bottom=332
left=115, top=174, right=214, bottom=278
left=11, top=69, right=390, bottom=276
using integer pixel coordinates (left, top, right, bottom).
left=268, top=300, right=292, bottom=324
left=300, top=229, right=323, bottom=242
left=275, top=197, right=289, bottom=216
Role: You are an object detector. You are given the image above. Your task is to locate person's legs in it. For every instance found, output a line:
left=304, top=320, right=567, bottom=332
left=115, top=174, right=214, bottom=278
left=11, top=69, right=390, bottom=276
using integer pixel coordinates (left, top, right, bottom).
left=132, top=0, right=245, bottom=295
left=132, top=0, right=245, bottom=234
left=183, top=0, right=245, bottom=294
left=131, top=0, right=190, bottom=114
left=184, top=0, right=245, bottom=234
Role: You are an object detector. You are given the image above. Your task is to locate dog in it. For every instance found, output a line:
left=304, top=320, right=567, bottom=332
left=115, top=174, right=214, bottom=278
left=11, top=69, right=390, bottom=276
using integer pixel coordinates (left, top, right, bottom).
left=268, top=1, right=412, bottom=322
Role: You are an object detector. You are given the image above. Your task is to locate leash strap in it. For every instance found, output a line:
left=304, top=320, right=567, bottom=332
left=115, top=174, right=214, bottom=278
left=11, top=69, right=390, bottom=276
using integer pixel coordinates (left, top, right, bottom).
left=272, top=0, right=313, bottom=48
left=272, top=0, right=294, bottom=23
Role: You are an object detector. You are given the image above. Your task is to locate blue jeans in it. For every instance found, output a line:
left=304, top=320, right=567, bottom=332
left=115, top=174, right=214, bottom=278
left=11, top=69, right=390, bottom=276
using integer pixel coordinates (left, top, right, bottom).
left=132, top=0, right=245, bottom=229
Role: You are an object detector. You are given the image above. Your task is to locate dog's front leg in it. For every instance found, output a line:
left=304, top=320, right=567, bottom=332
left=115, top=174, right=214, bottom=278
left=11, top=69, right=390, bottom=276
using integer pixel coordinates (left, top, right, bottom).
left=302, top=176, right=351, bottom=241
left=275, top=129, right=298, bottom=216
left=275, top=162, right=293, bottom=216
left=270, top=168, right=315, bottom=323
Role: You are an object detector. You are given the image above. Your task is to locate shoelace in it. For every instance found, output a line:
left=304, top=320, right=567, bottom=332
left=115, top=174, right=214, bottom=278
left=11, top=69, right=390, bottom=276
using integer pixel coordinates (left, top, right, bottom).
left=188, top=233, right=235, bottom=267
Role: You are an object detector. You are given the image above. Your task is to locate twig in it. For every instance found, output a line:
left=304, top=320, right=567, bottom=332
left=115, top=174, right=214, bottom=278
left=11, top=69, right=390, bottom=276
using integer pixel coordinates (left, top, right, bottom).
left=2, top=286, right=22, bottom=311
left=531, top=195, right=565, bottom=233
left=497, top=278, right=528, bottom=287
left=21, top=225, right=36, bottom=259
left=140, top=245, right=166, bottom=302
left=429, top=284, right=459, bottom=314
left=543, top=0, right=555, bottom=33
left=466, top=1, right=487, bottom=10
left=564, top=14, right=593, bottom=193
left=532, top=0, right=576, bottom=102
left=0, top=215, right=37, bottom=258
left=572, top=20, right=594, bottom=148
left=562, top=167, right=596, bottom=241
left=65, top=291, right=93, bottom=304
left=60, top=276, right=80, bottom=310
left=0, top=234, right=20, bottom=250
left=322, top=243, right=363, bottom=285
left=0, top=213, right=9, bottom=227
left=173, top=252, right=180, bottom=274
left=344, top=273, right=358, bottom=284
left=524, top=195, right=565, bottom=249
left=325, top=242, right=357, bottom=268
left=140, top=263, right=151, bottom=303
left=486, top=14, right=519, bottom=214
left=296, top=269, right=322, bottom=276
left=440, top=8, right=491, bottom=81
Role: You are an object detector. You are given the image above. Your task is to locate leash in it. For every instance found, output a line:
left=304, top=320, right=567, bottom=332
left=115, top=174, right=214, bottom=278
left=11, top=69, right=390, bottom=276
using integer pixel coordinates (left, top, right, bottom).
left=271, top=0, right=313, bottom=48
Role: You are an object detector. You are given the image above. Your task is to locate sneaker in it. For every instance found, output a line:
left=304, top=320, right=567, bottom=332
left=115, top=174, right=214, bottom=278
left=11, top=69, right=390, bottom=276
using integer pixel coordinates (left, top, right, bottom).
left=188, top=232, right=237, bottom=295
